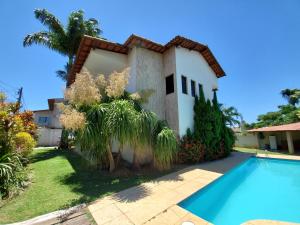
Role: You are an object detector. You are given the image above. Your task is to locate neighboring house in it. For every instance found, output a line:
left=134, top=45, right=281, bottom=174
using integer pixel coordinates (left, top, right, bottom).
left=33, top=98, right=63, bottom=146
left=248, top=122, right=300, bottom=154
left=68, top=34, right=225, bottom=137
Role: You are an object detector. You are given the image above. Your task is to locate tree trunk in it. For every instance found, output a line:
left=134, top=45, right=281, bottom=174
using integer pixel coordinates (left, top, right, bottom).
left=115, top=145, right=122, bottom=169
left=107, top=144, right=115, bottom=172
left=132, top=147, right=141, bottom=170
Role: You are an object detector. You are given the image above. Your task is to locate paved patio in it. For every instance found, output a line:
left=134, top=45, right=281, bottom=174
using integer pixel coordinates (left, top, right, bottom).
left=87, top=152, right=251, bottom=225
left=87, top=152, right=300, bottom=225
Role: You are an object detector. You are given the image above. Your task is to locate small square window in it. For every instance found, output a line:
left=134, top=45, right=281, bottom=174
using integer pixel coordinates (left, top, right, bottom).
left=38, top=116, right=48, bottom=124
left=191, top=80, right=196, bottom=97
left=181, top=76, right=188, bottom=94
left=165, top=74, right=174, bottom=95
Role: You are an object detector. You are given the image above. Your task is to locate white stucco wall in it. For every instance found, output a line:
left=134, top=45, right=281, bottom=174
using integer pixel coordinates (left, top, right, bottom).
left=134, top=47, right=166, bottom=119
left=175, top=47, right=218, bottom=136
left=83, top=49, right=128, bottom=77
left=163, top=47, right=179, bottom=133
left=235, top=133, right=259, bottom=148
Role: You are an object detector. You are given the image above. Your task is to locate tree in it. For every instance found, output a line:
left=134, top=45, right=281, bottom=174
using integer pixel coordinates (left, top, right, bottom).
left=221, top=106, right=241, bottom=127
left=23, top=9, right=101, bottom=81
left=60, top=68, right=177, bottom=172
left=255, top=104, right=299, bottom=128
left=192, top=89, right=235, bottom=161
left=281, top=89, right=300, bottom=106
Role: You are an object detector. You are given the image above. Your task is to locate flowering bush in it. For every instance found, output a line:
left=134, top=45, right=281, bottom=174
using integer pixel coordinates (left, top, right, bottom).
left=64, top=68, right=101, bottom=106
left=0, top=92, right=36, bottom=199
left=106, top=68, right=129, bottom=98
left=177, top=135, right=205, bottom=164
left=59, top=105, right=86, bottom=131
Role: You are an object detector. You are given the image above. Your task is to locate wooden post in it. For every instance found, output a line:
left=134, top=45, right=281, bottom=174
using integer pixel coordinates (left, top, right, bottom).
left=286, top=131, right=295, bottom=154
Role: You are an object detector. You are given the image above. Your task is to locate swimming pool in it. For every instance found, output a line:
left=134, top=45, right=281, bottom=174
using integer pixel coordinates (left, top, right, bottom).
left=179, top=157, right=300, bottom=225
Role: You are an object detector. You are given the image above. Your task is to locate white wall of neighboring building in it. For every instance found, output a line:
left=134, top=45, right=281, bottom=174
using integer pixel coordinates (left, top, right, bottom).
left=235, top=133, right=259, bottom=148
left=37, top=127, right=62, bottom=146
left=175, top=47, right=218, bottom=136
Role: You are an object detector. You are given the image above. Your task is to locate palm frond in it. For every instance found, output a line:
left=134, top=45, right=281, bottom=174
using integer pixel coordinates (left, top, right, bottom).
left=23, top=31, right=51, bottom=47
left=34, top=9, right=65, bottom=35
left=153, top=127, right=177, bottom=170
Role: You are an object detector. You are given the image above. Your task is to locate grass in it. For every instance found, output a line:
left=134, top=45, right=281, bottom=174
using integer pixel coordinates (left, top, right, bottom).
left=0, top=148, right=176, bottom=224
left=234, top=147, right=290, bottom=155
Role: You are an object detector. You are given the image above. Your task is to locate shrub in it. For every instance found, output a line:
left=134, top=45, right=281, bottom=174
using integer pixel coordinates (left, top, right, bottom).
left=178, top=135, right=205, bottom=164
left=14, top=132, right=36, bottom=157
left=0, top=153, right=27, bottom=199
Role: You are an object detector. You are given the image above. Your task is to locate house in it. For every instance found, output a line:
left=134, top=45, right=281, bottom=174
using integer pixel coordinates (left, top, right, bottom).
left=248, top=122, right=300, bottom=154
left=33, top=98, right=63, bottom=146
left=68, top=34, right=225, bottom=138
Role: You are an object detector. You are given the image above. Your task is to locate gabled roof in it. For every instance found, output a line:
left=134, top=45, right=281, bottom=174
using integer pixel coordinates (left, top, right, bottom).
left=248, top=122, right=300, bottom=132
left=67, top=34, right=226, bottom=86
left=34, top=98, right=64, bottom=112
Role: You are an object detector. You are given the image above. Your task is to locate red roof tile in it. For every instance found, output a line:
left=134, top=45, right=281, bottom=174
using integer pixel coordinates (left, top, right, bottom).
left=67, top=34, right=226, bottom=86
left=248, top=122, right=300, bottom=132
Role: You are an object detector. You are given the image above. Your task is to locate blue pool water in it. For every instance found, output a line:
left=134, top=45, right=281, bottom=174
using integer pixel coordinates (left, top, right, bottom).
left=179, top=157, right=300, bottom=225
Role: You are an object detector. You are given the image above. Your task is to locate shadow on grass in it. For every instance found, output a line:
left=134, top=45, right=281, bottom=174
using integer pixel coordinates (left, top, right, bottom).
left=56, top=150, right=181, bottom=205
left=30, top=148, right=64, bottom=163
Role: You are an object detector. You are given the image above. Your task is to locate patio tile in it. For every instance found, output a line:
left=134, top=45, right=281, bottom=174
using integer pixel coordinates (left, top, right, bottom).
left=174, top=212, right=210, bottom=225
left=103, top=214, right=133, bottom=225
left=91, top=204, right=123, bottom=225
left=87, top=152, right=254, bottom=225
left=169, top=205, right=188, bottom=219
left=88, top=197, right=115, bottom=213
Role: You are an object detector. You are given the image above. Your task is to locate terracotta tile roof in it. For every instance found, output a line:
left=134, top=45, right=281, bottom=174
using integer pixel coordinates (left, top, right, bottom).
left=248, top=122, right=300, bottom=132
left=67, top=34, right=226, bottom=86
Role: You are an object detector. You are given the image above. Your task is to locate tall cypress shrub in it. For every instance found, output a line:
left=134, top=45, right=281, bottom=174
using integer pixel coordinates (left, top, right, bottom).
left=194, top=85, right=208, bottom=143
left=192, top=88, right=234, bottom=160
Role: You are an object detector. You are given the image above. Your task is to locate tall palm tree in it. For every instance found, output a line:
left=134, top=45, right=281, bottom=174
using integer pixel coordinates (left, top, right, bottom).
left=281, top=89, right=300, bottom=106
left=23, top=9, right=101, bottom=81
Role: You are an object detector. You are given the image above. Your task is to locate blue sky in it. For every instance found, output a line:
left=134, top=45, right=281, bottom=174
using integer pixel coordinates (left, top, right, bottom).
left=0, top=0, right=299, bottom=123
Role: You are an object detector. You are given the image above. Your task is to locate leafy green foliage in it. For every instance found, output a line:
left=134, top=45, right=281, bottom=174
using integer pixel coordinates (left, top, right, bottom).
left=281, top=88, right=300, bottom=106
left=182, top=87, right=235, bottom=163
left=0, top=153, right=27, bottom=199
left=14, top=132, right=36, bottom=157
left=247, top=88, right=300, bottom=128
left=253, top=104, right=299, bottom=128
left=178, top=133, right=205, bottom=164
left=153, top=127, right=177, bottom=170
left=0, top=94, right=36, bottom=199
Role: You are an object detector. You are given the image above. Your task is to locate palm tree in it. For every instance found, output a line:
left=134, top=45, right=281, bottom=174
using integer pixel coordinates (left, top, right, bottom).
left=106, top=100, right=138, bottom=168
left=221, top=106, right=241, bottom=127
left=152, top=120, right=177, bottom=170
left=23, top=9, right=101, bottom=81
left=78, top=103, right=116, bottom=172
left=281, top=89, right=300, bottom=106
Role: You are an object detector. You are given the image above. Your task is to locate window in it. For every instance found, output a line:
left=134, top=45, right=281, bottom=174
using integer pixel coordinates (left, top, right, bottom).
left=198, top=83, right=203, bottom=96
left=191, top=80, right=196, bottom=97
left=181, top=75, right=188, bottom=94
left=165, top=74, right=174, bottom=95
left=38, top=116, right=49, bottom=125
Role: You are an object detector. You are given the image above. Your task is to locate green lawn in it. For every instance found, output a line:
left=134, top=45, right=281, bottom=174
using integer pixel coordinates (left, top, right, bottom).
left=234, top=147, right=289, bottom=155
left=0, top=148, right=175, bottom=224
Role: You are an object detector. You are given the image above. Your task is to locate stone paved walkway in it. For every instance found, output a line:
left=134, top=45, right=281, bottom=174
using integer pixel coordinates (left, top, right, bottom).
left=87, top=152, right=251, bottom=225
left=87, top=152, right=300, bottom=225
